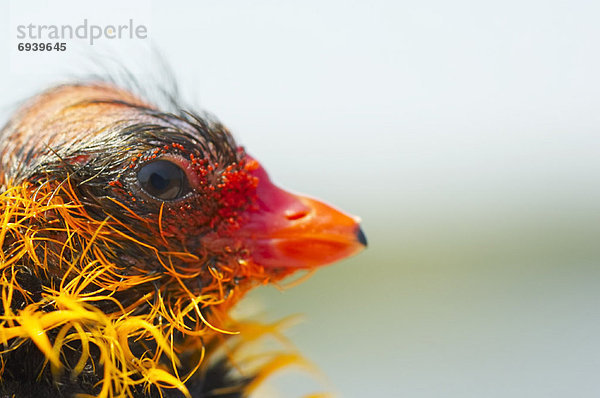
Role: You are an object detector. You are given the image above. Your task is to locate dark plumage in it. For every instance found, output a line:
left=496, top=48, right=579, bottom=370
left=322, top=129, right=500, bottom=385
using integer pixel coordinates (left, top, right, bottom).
left=0, top=82, right=366, bottom=397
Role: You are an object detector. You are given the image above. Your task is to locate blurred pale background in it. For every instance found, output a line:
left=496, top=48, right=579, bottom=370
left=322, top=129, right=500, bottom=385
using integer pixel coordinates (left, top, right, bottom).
left=2, top=0, right=600, bottom=397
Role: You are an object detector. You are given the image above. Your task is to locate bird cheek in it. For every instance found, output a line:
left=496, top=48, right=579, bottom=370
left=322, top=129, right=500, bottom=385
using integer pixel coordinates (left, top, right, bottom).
left=232, top=157, right=366, bottom=269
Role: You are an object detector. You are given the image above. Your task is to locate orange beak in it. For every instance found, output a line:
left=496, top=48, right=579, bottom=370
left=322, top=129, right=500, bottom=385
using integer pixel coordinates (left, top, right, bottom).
left=238, top=158, right=367, bottom=269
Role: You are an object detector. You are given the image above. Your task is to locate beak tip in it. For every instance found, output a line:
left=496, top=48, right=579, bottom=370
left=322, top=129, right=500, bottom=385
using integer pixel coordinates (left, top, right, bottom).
left=356, top=225, right=368, bottom=247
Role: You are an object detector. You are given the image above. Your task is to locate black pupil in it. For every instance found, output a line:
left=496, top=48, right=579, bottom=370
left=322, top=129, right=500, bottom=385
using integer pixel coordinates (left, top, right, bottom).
left=137, top=160, right=186, bottom=200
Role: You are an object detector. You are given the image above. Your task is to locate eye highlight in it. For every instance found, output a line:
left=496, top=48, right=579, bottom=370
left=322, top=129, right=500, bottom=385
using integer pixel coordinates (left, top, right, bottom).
left=137, top=160, right=187, bottom=200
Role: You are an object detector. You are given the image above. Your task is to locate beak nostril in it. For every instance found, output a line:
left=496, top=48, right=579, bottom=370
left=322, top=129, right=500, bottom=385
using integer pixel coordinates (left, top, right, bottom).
left=285, top=210, right=309, bottom=221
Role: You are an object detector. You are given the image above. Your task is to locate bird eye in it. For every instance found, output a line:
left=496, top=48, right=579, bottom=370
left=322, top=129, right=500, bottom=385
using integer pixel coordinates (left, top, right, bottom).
left=137, top=160, right=187, bottom=200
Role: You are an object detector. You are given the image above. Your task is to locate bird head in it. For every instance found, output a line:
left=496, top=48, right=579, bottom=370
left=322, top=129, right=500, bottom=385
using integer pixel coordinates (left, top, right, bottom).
left=0, top=83, right=366, bottom=397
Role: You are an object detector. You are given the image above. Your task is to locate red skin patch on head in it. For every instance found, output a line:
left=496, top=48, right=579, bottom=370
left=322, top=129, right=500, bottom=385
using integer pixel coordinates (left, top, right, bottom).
left=160, top=155, right=258, bottom=242
left=67, top=154, right=90, bottom=164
